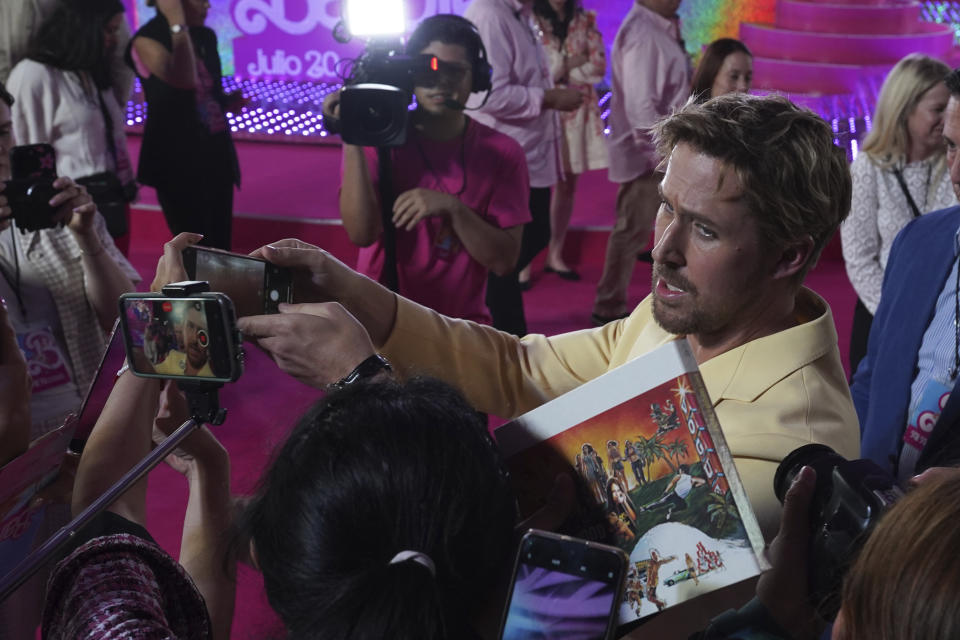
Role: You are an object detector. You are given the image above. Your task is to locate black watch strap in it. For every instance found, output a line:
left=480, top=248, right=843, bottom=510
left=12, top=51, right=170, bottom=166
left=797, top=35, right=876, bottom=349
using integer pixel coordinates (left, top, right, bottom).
left=329, top=354, right=392, bottom=390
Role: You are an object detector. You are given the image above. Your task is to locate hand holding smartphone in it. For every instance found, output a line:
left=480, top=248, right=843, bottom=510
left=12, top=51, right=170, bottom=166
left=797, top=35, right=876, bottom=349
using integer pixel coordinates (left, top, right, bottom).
left=181, top=246, right=293, bottom=317
left=500, top=530, right=629, bottom=640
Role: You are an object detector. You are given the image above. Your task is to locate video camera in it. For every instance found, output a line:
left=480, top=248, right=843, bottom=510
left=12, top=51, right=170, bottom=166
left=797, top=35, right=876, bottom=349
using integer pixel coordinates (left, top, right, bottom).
left=329, top=41, right=437, bottom=147
left=773, top=444, right=904, bottom=620
left=3, top=144, right=60, bottom=232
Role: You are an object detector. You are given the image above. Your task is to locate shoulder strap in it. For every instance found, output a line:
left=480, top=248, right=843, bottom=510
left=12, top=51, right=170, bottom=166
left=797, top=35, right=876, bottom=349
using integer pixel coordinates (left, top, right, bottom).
left=891, top=167, right=922, bottom=218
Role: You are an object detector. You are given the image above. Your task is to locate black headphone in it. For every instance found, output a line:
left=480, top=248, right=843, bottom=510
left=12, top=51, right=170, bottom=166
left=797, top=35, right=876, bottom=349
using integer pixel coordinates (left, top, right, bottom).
left=409, top=14, right=493, bottom=94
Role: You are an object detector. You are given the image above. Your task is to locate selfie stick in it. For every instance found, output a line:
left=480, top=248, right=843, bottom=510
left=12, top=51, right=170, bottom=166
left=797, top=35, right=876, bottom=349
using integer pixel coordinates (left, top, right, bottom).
left=0, top=390, right=224, bottom=602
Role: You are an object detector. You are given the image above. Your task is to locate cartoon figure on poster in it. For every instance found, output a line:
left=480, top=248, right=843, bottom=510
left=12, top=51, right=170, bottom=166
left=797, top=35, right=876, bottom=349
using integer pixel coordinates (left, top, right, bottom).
left=576, top=443, right=608, bottom=505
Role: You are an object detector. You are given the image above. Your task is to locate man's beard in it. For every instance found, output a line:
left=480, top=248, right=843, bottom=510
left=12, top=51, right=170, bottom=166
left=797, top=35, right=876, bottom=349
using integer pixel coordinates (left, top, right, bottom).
left=650, top=265, right=707, bottom=336
left=187, top=346, right=207, bottom=370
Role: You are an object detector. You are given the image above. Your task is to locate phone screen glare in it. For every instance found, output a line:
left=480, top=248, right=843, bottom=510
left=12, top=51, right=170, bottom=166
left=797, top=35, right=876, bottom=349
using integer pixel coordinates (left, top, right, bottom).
left=195, top=251, right=265, bottom=317
left=501, top=562, right=616, bottom=640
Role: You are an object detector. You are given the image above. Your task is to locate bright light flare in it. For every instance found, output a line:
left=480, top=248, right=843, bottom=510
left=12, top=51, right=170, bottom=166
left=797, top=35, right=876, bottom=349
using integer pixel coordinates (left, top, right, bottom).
left=345, top=0, right=406, bottom=37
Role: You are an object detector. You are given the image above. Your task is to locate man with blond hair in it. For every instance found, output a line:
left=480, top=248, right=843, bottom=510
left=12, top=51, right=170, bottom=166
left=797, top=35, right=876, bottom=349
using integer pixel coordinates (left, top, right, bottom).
left=214, top=94, right=859, bottom=541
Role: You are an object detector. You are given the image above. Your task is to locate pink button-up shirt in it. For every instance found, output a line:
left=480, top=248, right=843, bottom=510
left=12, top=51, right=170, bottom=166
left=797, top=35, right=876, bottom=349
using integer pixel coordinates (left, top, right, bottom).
left=465, top=0, right=560, bottom=188
left=607, top=1, right=691, bottom=184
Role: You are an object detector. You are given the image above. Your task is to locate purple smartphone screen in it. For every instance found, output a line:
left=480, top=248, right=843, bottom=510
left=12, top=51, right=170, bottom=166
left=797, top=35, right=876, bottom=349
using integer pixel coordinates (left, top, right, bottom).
left=501, top=564, right=617, bottom=640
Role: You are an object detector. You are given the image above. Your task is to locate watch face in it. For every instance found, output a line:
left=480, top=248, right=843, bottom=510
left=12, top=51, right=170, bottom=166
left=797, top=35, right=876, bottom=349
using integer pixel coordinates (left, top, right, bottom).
left=171, top=24, right=184, bottom=33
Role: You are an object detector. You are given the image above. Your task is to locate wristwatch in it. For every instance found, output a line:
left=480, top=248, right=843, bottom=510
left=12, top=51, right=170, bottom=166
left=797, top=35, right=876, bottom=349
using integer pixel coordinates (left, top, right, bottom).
left=329, top=354, right=393, bottom=390
left=170, top=23, right=187, bottom=35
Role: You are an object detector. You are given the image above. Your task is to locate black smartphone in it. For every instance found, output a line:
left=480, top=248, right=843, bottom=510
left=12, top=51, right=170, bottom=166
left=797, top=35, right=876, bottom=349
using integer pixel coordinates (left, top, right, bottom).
left=499, top=530, right=629, bottom=640
left=4, top=144, right=59, bottom=232
left=181, top=246, right=293, bottom=317
left=117, top=292, right=243, bottom=383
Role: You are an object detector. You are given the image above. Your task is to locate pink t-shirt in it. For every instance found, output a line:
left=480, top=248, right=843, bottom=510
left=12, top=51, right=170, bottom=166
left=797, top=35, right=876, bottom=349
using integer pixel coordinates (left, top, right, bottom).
left=354, top=118, right=531, bottom=323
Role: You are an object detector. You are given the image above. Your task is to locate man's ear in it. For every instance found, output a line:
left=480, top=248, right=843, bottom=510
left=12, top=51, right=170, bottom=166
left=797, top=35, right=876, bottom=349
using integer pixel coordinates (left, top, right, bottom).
left=771, top=234, right=815, bottom=281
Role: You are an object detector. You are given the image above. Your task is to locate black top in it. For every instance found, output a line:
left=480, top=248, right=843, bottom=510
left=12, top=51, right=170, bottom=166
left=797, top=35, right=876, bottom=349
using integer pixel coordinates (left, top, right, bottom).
left=125, top=13, right=240, bottom=188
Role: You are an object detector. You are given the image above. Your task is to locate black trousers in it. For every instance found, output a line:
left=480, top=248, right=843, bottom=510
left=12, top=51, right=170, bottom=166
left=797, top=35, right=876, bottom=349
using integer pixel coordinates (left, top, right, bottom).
left=155, top=178, right=235, bottom=251
left=485, top=186, right=551, bottom=336
left=849, top=297, right=873, bottom=381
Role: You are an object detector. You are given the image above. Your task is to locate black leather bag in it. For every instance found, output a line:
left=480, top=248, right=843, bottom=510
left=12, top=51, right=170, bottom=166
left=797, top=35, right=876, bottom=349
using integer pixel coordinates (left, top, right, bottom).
left=76, top=171, right=136, bottom=238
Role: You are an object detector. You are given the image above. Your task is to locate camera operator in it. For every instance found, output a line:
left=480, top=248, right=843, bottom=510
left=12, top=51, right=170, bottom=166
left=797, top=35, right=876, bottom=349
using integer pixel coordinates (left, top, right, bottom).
left=329, top=15, right=531, bottom=325
left=0, top=80, right=139, bottom=439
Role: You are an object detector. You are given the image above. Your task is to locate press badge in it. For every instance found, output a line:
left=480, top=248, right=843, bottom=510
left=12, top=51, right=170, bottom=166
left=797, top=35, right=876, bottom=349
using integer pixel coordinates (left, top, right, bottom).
left=904, top=379, right=952, bottom=453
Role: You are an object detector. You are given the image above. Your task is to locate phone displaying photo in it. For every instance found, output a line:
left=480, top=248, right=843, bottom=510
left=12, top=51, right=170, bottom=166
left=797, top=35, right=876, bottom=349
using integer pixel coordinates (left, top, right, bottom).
left=182, top=246, right=292, bottom=317
left=499, top=530, right=628, bottom=640
left=118, top=293, right=242, bottom=383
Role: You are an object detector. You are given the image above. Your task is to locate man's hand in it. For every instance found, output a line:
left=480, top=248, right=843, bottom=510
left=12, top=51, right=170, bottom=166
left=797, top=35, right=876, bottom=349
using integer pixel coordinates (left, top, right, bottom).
left=392, top=188, right=459, bottom=231
left=544, top=87, right=584, bottom=112
left=249, top=239, right=352, bottom=303
left=237, top=302, right=377, bottom=389
left=322, top=89, right=343, bottom=121
left=48, top=177, right=97, bottom=237
left=150, top=232, right=203, bottom=292
left=756, top=465, right=821, bottom=640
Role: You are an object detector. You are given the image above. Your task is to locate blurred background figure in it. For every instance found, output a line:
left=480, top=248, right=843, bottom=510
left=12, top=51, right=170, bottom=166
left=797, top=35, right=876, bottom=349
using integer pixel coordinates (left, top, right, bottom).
left=127, top=0, right=243, bottom=251
left=690, top=38, right=752, bottom=103
left=529, top=0, right=608, bottom=285
left=840, top=53, right=955, bottom=376
left=591, top=0, right=691, bottom=326
left=465, top=0, right=582, bottom=337
left=7, top=0, right=137, bottom=254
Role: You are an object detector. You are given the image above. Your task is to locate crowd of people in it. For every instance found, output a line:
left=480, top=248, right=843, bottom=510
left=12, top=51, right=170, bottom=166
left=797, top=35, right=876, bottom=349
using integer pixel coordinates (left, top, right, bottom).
left=2, top=0, right=960, bottom=638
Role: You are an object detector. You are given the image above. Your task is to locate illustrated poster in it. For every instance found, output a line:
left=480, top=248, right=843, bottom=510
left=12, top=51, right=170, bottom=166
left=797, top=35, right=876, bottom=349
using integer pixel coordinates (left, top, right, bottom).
left=495, top=340, right=765, bottom=624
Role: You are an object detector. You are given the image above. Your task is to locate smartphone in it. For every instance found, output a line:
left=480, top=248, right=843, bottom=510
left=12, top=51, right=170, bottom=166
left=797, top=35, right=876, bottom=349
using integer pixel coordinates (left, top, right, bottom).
left=4, top=144, right=58, bottom=232
left=69, top=321, right=126, bottom=450
left=499, top=530, right=629, bottom=640
left=118, top=292, right=243, bottom=383
left=181, top=246, right=292, bottom=317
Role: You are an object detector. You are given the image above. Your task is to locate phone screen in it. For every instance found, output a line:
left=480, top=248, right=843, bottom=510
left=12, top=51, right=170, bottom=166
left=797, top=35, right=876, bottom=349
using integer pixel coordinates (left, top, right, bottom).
left=184, top=247, right=291, bottom=317
left=120, top=296, right=237, bottom=382
left=500, top=532, right=626, bottom=640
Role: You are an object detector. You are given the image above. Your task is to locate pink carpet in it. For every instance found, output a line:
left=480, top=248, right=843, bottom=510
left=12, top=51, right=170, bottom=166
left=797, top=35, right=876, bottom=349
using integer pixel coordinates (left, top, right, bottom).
left=120, top=134, right=856, bottom=638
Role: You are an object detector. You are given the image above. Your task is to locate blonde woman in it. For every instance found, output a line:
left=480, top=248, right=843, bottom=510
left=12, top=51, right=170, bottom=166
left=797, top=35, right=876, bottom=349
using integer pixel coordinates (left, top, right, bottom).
left=841, top=54, right=956, bottom=374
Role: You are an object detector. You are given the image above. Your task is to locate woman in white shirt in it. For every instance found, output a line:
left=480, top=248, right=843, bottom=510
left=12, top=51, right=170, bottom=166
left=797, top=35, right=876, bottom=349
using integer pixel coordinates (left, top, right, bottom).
left=6, top=0, right=135, bottom=252
left=841, top=54, right=956, bottom=375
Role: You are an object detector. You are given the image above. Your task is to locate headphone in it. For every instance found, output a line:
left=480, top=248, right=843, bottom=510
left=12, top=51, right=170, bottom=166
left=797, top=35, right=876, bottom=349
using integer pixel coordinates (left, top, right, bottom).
left=408, top=14, right=493, bottom=94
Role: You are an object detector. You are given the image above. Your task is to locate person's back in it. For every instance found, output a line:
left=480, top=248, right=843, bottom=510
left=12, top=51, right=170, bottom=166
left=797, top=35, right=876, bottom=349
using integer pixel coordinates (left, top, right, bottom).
left=239, top=377, right=519, bottom=639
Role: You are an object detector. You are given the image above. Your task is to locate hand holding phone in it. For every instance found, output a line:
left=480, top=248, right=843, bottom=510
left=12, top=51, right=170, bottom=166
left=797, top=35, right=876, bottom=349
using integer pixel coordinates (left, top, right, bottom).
left=3, top=144, right=60, bottom=232
left=499, top=530, right=628, bottom=640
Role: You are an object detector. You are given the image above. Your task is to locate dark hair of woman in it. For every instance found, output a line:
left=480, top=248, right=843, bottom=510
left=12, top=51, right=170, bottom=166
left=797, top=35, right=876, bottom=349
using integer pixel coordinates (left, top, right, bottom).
left=838, top=473, right=960, bottom=640
left=25, top=0, right=125, bottom=90
left=533, top=0, right=582, bottom=43
left=406, top=14, right=484, bottom=65
left=238, top=377, right=519, bottom=640
left=690, top=38, right=752, bottom=103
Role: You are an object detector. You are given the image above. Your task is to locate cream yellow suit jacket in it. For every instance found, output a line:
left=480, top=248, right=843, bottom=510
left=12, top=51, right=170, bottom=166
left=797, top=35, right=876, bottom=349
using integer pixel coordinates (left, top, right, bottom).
left=381, top=287, right=860, bottom=539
